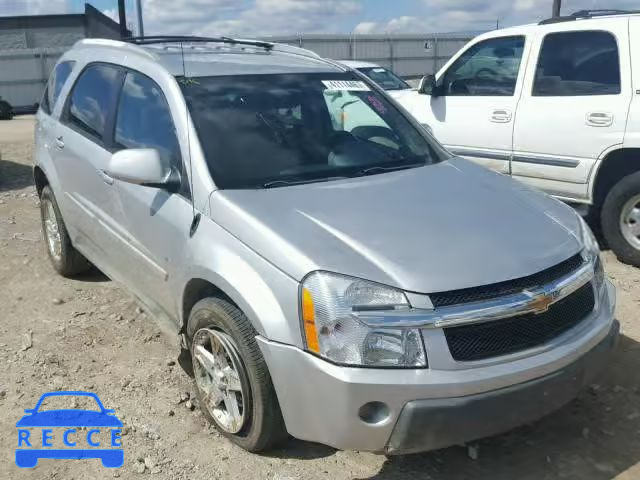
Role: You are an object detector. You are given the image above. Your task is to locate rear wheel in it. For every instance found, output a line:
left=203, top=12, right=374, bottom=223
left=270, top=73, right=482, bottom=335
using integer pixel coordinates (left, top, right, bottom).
left=39, top=186, right=91, bottom=276
left=187, top=297, right=287, bottom=452
left=601, top=171, right=640, bottom=267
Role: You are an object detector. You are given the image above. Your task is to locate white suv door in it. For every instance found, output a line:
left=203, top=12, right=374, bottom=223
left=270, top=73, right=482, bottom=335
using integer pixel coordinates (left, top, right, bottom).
left=511, top=19, right=632, bottom=202
left=401, top=35, right=528, bottom=174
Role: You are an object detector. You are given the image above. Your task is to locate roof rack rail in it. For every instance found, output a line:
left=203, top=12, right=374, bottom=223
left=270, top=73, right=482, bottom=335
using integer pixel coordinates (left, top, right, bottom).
left=124, top=35, right=274, bottom=51
left=540, top=9, right=640, bottom=24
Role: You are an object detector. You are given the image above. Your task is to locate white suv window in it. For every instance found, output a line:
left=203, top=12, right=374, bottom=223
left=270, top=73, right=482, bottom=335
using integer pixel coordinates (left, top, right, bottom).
left=439, top=36, right=525, bottom=96
left=533, top=30, right=621, bottom=96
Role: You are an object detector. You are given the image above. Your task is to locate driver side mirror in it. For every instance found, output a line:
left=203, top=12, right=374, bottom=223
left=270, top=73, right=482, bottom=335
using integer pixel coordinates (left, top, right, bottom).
left=105, top=149, right=181, bottom=193
left=418, top=74, right=438, bottom=96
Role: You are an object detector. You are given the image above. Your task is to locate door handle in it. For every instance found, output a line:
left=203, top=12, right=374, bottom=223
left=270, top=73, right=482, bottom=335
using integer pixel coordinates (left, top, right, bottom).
left=586, top=112, right=613, bottom=127
left=490, top=109, right=512, bottom=123
left=98, top=170, right=114, bottom=185
left=55, top=136, right=65, bottom=149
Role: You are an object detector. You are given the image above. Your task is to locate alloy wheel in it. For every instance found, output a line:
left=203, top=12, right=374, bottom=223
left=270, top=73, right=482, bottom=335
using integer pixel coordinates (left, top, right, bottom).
left=192, top=328, right=247, bottom=434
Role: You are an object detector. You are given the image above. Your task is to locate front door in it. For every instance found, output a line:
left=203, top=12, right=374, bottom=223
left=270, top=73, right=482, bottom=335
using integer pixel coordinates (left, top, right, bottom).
left=404, top=35, right=528, bottom=174
left=511, top=21, right=633, bottom=201
left=108, top=69, right=193, bottom=316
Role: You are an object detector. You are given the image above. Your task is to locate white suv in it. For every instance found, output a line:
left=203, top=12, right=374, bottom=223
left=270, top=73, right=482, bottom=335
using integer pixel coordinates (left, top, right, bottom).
left=396, top=10, right=640, bottom=267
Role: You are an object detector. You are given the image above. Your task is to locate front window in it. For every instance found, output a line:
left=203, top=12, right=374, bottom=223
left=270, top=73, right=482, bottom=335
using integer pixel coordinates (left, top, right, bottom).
left=180, top=72, right=446, bottom=189
left=357, top=67, right=411, bottom=91
left=440, top=36, right=525, bottom=96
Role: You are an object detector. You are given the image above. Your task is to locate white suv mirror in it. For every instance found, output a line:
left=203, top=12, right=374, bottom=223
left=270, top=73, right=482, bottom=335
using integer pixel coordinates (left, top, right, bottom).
left=105, top=149, right=180, bottom=193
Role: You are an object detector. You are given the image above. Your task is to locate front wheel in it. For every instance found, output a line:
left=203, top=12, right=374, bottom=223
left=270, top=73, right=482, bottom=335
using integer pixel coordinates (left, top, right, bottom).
left=187, top=297, right=287, bottom=452
left=601, top=171, right=640, bottom=267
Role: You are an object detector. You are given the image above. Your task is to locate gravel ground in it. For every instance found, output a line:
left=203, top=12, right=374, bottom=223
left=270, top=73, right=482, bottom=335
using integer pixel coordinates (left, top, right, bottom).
left=1, top=116, right=639, bottom=480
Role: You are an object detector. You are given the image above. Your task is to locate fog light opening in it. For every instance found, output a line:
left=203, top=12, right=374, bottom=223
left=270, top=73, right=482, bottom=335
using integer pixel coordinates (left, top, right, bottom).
left=358, top=402, right=390, bottom=425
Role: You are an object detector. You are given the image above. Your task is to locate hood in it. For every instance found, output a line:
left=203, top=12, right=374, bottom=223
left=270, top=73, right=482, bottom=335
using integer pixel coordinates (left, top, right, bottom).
left=387, top=89, right=418, bottom=101
left=209, top=157, right=582, bottom=294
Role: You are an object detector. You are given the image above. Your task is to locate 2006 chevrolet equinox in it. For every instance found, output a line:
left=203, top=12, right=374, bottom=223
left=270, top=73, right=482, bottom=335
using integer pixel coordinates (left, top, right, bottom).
left=34, top=36, right=618, bottom=454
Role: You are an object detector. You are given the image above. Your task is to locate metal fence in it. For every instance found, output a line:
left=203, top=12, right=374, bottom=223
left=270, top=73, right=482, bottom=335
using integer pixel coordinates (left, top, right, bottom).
left=264, top=33, right=476, bottom=78
left=0, top=33, right=476, bottom=110
left=0, top=47, right=66, bottom=110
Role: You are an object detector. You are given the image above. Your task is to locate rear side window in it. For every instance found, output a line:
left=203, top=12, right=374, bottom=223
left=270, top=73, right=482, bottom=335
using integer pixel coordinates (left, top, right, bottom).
left=533, top=31, right=620, bottom=96
left=66, top=64, right=120, bottom=141
left=114, top=71, right=181, bottom=169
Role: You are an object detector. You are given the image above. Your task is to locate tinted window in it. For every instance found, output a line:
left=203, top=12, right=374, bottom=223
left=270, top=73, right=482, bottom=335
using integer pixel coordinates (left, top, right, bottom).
left=48, top=61, right=75, bottom=110
left=440, top=36, right=525, bottom=96
left=533, top=31, right=620, bottom=96
left=180, top=73, right=446, bottom=189
left=115, top=72, right=181, bottom=170
left=40, top=87, right=50, bottom=115
left=67, top=64, right=120, bottom=140
left=358, top=67, right=410, bottom=91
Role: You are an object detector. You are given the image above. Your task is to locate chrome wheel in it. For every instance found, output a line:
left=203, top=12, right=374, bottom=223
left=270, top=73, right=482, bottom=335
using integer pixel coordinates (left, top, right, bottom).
left=620, top=194, right=640, bottom=251
left=192, top=328, right=246, bottom=434
left=42, top=198, right=62, bottom=261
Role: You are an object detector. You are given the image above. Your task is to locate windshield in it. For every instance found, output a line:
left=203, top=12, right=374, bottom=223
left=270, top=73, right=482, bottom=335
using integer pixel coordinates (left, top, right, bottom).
left=179, top=72, right=446, bottom=189
left=357, top=67, right=411, bottom=91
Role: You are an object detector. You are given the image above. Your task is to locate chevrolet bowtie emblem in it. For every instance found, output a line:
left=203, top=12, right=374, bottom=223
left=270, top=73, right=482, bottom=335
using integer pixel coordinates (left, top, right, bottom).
left=529, top=293, right=554, bottom=314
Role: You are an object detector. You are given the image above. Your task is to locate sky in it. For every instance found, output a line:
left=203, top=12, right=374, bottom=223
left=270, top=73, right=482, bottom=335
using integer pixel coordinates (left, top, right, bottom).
left=0, top=0, right=638, bottom=36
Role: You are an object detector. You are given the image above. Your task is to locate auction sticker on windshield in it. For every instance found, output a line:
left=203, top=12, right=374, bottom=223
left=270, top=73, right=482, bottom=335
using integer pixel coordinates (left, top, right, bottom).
left=322, top=80, right=370, bottom=91
left=15, top=391, right=123, bottom=468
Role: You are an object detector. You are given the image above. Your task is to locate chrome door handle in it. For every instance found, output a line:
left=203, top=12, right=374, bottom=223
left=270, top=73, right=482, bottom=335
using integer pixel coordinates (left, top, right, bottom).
left=55, top=136, right=65, bottom=149
left=586, top=112, right=613, bottom=127
left=98, top=170, right=114, bottom=185
left=490, top=109, right=512, bottom=123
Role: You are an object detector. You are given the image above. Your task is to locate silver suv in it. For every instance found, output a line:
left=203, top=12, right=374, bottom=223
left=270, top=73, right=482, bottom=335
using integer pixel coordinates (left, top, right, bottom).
left=34, top=36, right=618, bottom=455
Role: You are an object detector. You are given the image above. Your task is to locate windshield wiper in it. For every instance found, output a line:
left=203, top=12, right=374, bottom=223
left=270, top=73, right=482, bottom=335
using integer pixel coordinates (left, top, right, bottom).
left=262, top=176, right=348, bottom=189
left=357, top=162, right=424, bottom=177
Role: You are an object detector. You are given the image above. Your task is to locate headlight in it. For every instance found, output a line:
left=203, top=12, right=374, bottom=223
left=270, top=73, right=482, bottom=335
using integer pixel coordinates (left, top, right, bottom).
left=578, top=215, right=604, bottom=289
left=300, top=272, right=427, bottom=368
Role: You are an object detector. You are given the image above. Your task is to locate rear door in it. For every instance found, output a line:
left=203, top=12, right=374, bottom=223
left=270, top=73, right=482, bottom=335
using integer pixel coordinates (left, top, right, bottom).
left=108, top=69, right=193, bottom=314
left=35, top=60, right=76, bottom=194
left=53, top=63, right=124, bottom=265
left=511, top=19, right=633, bottom=202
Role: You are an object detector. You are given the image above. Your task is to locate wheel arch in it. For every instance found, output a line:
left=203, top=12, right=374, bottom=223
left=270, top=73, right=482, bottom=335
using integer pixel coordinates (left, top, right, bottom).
left=180, top=265, right=293, bottom=344
left=589, top=147, right=640, bottom=206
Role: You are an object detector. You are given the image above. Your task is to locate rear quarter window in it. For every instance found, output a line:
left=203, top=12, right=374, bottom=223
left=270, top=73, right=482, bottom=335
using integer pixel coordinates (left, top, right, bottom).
left=41, top=61, right=76, bottom=115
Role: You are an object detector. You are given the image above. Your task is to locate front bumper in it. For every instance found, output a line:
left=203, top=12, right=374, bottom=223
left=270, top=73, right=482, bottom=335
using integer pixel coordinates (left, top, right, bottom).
left=257, top=280, right=617, bottom=454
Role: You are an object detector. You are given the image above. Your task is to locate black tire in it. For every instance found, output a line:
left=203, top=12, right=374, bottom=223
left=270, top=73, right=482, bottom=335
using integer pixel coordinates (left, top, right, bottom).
left=186, top=297, right=287, bottom=452
left=0, top=101, right=12, bottom=120
left=601, top=171, right=640, bottom=267
left=39, top=185, right=91, bottom=276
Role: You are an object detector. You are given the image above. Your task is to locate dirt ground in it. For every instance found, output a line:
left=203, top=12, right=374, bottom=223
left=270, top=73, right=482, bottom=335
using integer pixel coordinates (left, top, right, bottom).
left=1, top=116, right=639, bottom=480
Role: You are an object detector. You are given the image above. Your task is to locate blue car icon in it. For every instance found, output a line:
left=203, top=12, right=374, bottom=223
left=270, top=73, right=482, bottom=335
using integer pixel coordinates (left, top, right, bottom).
left=16, top=391, right=123, bottom=468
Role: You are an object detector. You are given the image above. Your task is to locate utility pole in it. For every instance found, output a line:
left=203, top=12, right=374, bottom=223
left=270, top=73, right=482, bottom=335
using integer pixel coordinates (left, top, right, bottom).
left=136, top=0, right=145, bottom=38
left=552, top=0, right=562, bottom=17
left=117, top=0, right=127, bottom=38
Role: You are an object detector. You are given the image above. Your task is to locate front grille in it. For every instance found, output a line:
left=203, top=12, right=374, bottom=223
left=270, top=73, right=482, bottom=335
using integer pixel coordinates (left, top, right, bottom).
left=430, top=254, right=584, bottom=308
left=444, top=282, right=595, bottom=362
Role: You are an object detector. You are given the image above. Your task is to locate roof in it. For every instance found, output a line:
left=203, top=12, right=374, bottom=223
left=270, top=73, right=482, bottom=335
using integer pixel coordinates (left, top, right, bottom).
left=337, top=60, right=382, bottom=69
left=472, top=9, right=640, bottom=43
left=72, top=38, right=345, bottom=77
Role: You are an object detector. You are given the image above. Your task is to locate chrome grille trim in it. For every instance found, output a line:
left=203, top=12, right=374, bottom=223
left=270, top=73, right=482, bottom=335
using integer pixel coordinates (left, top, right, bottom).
left=353, top=257, right=594, bottom=329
